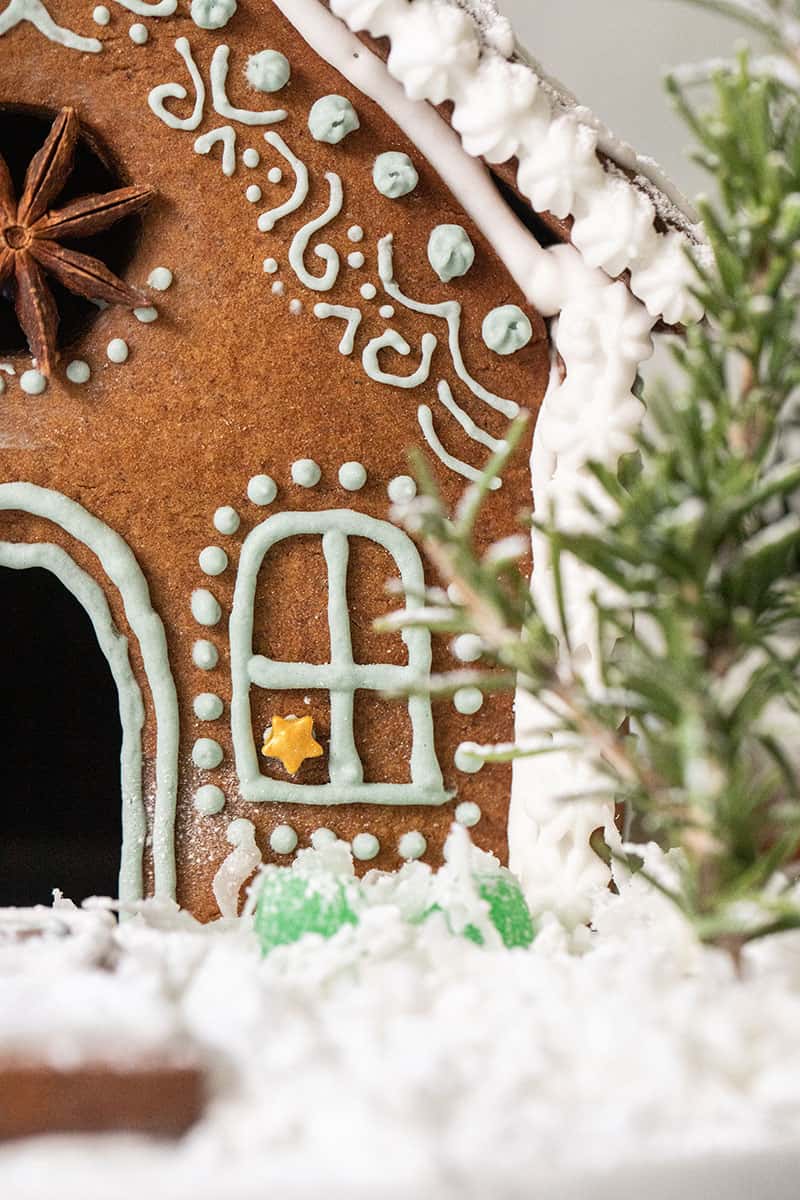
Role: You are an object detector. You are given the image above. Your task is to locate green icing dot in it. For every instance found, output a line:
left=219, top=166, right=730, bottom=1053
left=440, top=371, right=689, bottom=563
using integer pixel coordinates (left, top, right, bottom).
left=427, top=224, right=475, bottom=283
left=482, top=305, right=533, bottom=356
left=246, top=49, right=290, bottom=94
left=254, top=868, right=359, bottom=954
left=308, top=95, right=360, bottom=144
left=372, top=151, right=418, bottom=199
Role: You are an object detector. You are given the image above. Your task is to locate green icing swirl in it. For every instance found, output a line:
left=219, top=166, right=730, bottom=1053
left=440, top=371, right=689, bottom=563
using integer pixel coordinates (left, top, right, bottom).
left=308, top=95, right=360, bottom=144
left=427, top=224, right=475, bottom=282
left=372, top=151, right=418, bottom=199
left=481, top=305, right=533, bottom=356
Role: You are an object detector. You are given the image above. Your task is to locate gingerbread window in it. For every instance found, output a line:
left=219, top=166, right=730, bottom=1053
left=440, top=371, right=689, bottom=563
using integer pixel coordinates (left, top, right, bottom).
left=230, top=510, right=449, bottom=806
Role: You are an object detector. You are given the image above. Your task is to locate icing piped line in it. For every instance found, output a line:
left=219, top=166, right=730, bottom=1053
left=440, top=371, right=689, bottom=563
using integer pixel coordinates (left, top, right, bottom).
left=417, top=404, right=501, bottom=490
left=257, top=133, right=309, bottom=232
left=210, top=44, right=288, bottom=126
left=0, top=0, right=102, bottom=52
left=113, top=0, right=176, bottom=14
left=314, top=303, right=363, bottom=355
left=0, top=542, right=147, bottom=904
left=288, top=172, right=343, bottom=292
left=0, top=483, right=179, bottom=901
left=436, top=379, right=504, bottom=452
left=148, top=37, right=206, bottom=131
left=231, top=509, right=450, bottom=806
left=378, top=235, right=519, bottom=419
left=362, top=329, right=437, bottom=389
left=194, top=125, right=237, bottom=177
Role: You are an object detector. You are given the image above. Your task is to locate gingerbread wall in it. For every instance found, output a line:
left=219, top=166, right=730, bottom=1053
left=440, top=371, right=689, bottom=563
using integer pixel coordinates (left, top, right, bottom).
left=0, top=0, right=550, bottom=918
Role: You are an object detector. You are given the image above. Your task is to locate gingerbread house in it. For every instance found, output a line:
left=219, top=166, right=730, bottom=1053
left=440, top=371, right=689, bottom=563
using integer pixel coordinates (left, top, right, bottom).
left=0, top=0, right=701, bottom=921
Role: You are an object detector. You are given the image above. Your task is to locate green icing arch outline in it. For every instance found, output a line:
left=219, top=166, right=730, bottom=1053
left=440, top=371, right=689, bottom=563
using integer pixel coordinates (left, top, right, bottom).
left=0, top=483, right=179, bottom=900
left=0, top=541, right=147, bottom=903
left=230, top=508, right=452, bottom=806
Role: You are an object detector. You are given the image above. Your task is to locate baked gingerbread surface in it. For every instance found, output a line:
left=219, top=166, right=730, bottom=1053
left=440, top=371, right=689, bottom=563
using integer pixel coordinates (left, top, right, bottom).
left=0, top=0, right=549, bottom=919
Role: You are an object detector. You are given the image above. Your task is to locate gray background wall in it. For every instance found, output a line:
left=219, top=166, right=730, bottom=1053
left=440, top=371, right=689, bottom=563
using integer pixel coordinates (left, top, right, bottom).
left=496, top=0, right=743, bottom=202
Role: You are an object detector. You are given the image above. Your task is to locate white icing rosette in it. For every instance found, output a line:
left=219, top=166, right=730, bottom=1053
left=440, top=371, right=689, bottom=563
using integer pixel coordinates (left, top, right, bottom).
left=451, top=55, right=548, bottom=163
left=572, top=177, right=658, bottom=278
left=516, top=116, right=604, bottom=220
left=630, top=229, right=705, bottom=326
left=329, top=0, right=402, bottom=36
left=386, top=1, right=480, bottom=104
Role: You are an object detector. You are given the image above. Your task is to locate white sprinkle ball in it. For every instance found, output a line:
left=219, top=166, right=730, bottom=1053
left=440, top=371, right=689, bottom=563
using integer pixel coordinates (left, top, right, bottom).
left=92, top=4, right=110, bottom=23
left=289, top=299, right=303, bottom=315
left=263, top=258, right=279, bottom=274
left=347, top=225, right=364, bottom=242
left=246, top=184, right=262, bottom=204
left=271, top=281, right=285, bottom=296
left=360, top=283, right=377, bottom=300
left=379, top=305, right=395, bottom=319
left=129, top=22, right=148, bottom=43
left=134, top=306, right=158, bottom=323
left=347, top=251, right=365, bottom=269
left=267, top=166, right=283, bottom=184
left=243, top=148, right=260, bottom=168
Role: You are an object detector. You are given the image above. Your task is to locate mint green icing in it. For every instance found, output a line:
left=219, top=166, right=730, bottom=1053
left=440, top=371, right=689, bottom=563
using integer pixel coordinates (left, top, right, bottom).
left=482, top=305, right=533, bottom=356
left=454, top=686, right=483, bottom=714
left=352, top=833, right=380, bottom=861
left=191, top=587, right=222, bottom=627
left=427, top=224, right=475, bottom=282
left=398, top=831, right=427, bottom=860
left=193, top=639, right=219, bottom=670
left=193, top=692, right=223, bottom=720
left=194, top=784, right=226, bottom=815
left=199, top=546, right=228, bottom=576
left=0, top=541, right=146, bottom=905
left=373, top=151, right=418, bottom=198
left=0, top=483, right=179, bottom=902
left=213, top=505, right=240, bottom=535
left=230, top=509, right=451, bottom=806
left=338, top=462, right=367, bottom=491
left=193, top=737, right=223, bottom=769
left=270, top=824, right=298, bottom=854
left=247, top=49, right=290, bottom=93
left=291, top=459, right=321, bottom=488
left=308, top=94, right=360, bottom=144
left=247, top=475, right=277, bottom=506
left=455, top=801, right=481, bottom=827
left=190, top=0, right=235, bottom=31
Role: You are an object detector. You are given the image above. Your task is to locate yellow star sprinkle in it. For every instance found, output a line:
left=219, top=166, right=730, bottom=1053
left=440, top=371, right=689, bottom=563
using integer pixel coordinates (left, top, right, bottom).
left=261, top=714, right=324, bottom=776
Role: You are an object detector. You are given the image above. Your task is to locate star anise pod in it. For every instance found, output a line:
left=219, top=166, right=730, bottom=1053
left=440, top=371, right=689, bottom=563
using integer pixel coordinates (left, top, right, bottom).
left=0, top=107, right=154, bottom=375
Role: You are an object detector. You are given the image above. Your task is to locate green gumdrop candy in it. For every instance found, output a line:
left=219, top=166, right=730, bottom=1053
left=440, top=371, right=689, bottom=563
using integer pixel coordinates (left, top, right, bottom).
left=254, top=867, right=359, bottom=955
left=476, top=873, right=536, bottom=949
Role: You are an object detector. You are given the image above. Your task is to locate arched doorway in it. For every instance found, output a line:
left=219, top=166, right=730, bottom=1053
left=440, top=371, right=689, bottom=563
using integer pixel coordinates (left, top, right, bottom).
left=0, top=563, right=123, bottom=905
left=0, top=483, right=180, bottom=903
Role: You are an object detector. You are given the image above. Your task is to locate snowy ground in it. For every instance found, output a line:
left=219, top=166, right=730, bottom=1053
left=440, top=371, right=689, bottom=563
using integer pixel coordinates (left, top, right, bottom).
left=2, top=839, right=800, bottom=1200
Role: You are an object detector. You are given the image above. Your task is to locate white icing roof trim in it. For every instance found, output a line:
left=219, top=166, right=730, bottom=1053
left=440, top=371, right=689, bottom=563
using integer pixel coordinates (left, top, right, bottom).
left=329, top=0, right=706, bottom=326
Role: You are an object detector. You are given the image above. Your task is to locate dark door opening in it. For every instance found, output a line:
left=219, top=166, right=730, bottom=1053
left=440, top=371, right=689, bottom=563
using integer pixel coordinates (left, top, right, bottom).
left=0, top=565, right=123, bottom=906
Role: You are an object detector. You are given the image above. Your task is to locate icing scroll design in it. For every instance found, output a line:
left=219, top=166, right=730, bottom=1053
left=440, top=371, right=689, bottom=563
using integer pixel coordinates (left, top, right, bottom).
left=362, top=329, right=437, bottom=388
left=194, top=125, right=236, bottom=177
left=288, top=172, right=343, bottom=292
left=0, top=483, right=179, bottom=901
left=257, top=133, right=310, bottom=232
left=149, top=37, right=206, bottom=131
left=0, top=0, right=102, bottom=53
left=149, top=39, right=287, bottom=153
left=230, top=509, right=451, bottom=806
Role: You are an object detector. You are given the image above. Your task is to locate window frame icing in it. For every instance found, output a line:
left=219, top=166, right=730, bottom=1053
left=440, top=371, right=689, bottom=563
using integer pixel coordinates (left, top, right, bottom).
left=229, top=508, right=451, bottom=806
